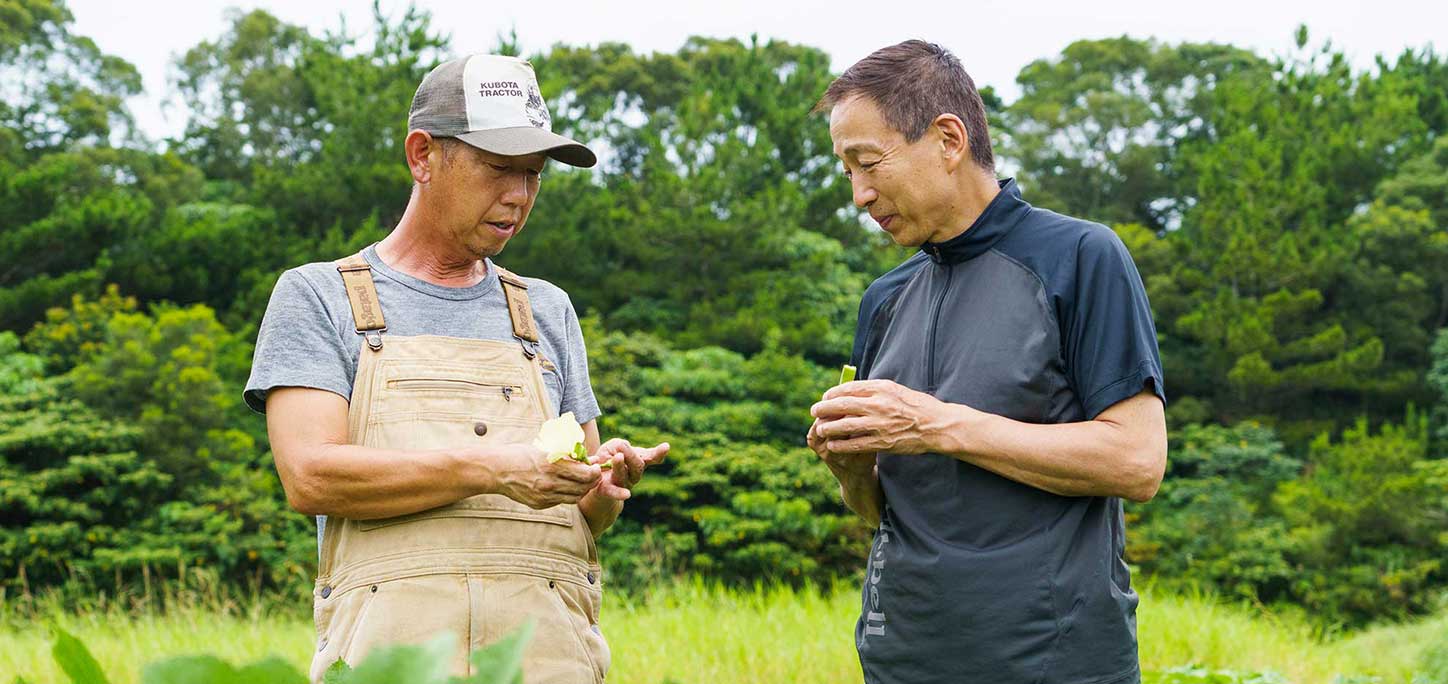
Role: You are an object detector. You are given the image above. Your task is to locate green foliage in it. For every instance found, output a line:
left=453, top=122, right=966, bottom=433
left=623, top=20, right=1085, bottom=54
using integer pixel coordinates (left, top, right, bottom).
left=3, top=3, right=1448, bottom=628
left=2, top=292, right=313, bottom=601
left=0, top=0, right=140, bottom=155
left=41, top=625, right=532, bottom=684
left=1275, top=416, right=1448, bottom=625
left=1008, top=37, right=1268, bottom=231
left=1134, top=416, right=1448, bottom=627
left=1432, top=329, right=1448, bottom=446
left=588, top=325, right=868, bottom=589
left=51, top=627, right=110, bottom=684
left=1143, top=667, right=1286, bottom=684
left=1129, top=423, right=1301, bottom=601
left=508, top=36, right=880, bottom=360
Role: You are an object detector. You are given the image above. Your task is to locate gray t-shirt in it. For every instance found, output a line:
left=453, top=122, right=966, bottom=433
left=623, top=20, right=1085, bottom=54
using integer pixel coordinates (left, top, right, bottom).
left=243, top=243, right=601, bottom=547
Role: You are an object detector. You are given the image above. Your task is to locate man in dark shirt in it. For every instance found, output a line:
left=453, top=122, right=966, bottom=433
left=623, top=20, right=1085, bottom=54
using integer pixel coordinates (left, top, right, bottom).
left=807, top=40, right=1167, bottom=684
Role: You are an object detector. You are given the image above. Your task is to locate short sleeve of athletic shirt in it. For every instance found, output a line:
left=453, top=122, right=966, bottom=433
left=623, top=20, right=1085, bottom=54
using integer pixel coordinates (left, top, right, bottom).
left=1057, top=225, right=1165, bottom=418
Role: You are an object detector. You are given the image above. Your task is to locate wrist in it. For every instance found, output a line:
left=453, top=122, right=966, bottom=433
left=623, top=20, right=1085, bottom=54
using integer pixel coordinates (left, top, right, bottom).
left=455, top=446, right=498, bottom=496
left=933, top=402, right=983, bottom=457
left=828, top=458, right=877, bottom=487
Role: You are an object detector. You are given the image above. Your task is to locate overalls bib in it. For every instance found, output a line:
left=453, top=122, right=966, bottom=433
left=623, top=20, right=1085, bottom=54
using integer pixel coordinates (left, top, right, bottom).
left=308, top=254, right=609, bottom=683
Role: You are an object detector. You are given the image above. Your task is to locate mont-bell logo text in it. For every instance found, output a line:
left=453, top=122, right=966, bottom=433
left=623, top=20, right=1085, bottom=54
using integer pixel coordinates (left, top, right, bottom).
left=479, top=80, right=524, bottom=98
left=863, top=511, right=892, bottom=638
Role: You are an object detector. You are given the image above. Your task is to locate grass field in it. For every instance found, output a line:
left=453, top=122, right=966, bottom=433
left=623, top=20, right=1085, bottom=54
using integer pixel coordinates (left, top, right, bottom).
left=2, top=580, right=1444, bottom=683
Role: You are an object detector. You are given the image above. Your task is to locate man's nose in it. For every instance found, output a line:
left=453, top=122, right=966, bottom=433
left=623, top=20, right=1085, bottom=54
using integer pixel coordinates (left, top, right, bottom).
left=500, top=173, right=531, bottom=206
left=851, top=177, right=877, bottom=210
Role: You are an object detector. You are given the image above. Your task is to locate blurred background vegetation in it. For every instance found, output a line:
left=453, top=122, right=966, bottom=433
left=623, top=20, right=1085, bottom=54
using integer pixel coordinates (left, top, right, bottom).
left=2, top=1, right=1447, bottom=669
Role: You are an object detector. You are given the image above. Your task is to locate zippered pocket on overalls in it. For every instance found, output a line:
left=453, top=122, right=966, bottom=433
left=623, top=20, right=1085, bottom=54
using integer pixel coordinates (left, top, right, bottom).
left=371, top=358, right=539, bottom=422
left=386, top=377, right=527, bottom=402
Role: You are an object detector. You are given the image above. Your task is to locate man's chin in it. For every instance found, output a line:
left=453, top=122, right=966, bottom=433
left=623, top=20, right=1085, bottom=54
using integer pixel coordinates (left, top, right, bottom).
left=889, top=231, right=927, bottom=248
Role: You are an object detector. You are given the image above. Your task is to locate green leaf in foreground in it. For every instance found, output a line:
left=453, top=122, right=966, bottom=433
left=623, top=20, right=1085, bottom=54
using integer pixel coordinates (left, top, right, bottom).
left=52, top=627, right=110, bottom=684
left=456, top=619, right=534, bottom=684
left=322, top=659, right=351, bottom=684
left=142, top=655, right=307, bottom=684
left=342, top=632, right=457, bottom=684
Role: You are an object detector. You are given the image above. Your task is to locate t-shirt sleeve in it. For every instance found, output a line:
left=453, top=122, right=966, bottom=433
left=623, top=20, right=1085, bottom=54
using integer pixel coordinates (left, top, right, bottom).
left=558, top=294, right=602, bottom=425
left=1064, top=227, right=1166, bottom=419
left=243, top=269, right=353, bottom=413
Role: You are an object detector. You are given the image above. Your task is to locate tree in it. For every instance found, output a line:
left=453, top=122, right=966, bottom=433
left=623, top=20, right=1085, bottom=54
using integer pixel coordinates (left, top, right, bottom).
left=1006, top=36, right=1267, bottom=231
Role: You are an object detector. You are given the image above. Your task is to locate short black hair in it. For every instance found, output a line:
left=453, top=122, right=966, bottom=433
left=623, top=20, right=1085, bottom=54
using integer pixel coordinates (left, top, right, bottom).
left=816, top=40, right=994, bottom=172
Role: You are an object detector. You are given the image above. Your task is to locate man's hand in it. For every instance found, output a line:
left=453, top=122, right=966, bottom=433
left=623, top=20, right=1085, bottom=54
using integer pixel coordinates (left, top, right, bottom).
left=807, top=417, right=875, bottom=477
left=489, top=443, right=604, bottom=509
left=587, top=438, right=670, bottom=501
left=810, top=379, right=964, bottom=456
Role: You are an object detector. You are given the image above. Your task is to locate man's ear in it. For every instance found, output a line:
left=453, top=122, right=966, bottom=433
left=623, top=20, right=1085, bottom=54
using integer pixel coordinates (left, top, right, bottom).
left=405, top=130, right=437, bottom=184
left=932, top=113, right=970, bottom=173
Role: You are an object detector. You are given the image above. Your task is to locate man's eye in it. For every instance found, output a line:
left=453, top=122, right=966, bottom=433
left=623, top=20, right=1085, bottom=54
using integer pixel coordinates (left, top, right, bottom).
left=489, top=163, right=509, bottom=172
left=860, top=161, right=879, bottom=171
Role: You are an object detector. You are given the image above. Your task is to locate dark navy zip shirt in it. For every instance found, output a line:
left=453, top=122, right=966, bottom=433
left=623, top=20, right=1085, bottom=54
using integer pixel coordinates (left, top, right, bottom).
left=850, top=178, right=1165, bottom=684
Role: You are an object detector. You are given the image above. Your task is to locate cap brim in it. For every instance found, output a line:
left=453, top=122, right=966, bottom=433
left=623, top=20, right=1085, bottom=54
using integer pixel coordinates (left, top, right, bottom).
left=456, top=127, right=597, bottom=168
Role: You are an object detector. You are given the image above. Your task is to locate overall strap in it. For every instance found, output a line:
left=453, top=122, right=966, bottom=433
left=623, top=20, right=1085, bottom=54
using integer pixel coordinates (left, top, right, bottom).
left=336, top=254, right=387, bottom=351
left=494, top=265, right=540, bottom=358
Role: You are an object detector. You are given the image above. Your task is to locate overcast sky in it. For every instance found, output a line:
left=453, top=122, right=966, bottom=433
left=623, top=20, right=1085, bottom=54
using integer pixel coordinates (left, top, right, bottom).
left=68, top=0, right=1444, bottom=141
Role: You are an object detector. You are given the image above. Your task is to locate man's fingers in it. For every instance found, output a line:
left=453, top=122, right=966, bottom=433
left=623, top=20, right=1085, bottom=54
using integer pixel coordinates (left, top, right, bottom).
left=553, top=461, right=603, bottom=484
left=822, top=379, right=891, bottom=401
left=598, top=483, right=631, bottom=501
left=815, top=417, right=874, bottom=440
left=826, top=435, right=879, bottom=454
left=622, top=452, right=644, bottom=485
left=811, top=396, right=872, bottom=420
left=639, top=442, right=670, bottom=465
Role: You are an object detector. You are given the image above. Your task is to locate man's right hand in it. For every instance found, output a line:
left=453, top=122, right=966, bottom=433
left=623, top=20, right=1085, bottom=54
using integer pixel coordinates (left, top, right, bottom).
left=807, top=417, right=884, bottom=527
left=486, top=444, right=603, bottom=509
left=808, top=417, right=875, bottom=479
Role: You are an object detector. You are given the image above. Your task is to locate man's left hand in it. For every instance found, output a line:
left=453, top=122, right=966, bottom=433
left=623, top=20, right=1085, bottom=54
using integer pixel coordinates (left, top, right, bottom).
left=811, top=379, right=967, bottom=455
left=588, top=438, right=669, bottom=500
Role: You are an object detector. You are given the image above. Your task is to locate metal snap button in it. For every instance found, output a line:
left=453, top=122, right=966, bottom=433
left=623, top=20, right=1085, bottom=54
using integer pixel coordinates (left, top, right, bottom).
left=473, top=421, right=488, bottom=436
left=320, top=586, right=332, bottom=599
left=548, top=580, right=556, bottom=589
left=370, top=585, right=378, bottom=593
left=586, top=571, right=597, bottom=584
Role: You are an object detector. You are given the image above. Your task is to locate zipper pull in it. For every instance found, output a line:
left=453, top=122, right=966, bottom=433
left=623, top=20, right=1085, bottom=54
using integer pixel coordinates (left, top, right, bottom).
left=501, top=386, right=514, bottom=402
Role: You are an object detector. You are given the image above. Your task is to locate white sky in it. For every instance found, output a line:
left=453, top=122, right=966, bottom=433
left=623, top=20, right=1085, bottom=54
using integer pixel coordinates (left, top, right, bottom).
left=68, top=0, right=1445, bottom=141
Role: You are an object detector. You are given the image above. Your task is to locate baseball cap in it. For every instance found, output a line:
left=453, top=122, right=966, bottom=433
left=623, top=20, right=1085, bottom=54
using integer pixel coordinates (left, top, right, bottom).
left=408, top=54, right=596, bottom=168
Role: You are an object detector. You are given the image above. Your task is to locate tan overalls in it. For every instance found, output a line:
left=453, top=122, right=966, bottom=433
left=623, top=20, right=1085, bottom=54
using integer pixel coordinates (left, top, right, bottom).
left=308, top=254, right=609, bottom=683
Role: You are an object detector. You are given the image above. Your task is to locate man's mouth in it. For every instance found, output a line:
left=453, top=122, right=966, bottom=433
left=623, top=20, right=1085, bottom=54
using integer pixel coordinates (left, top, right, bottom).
left=874, top=214, right=896, bottom=231
left=485, top=221, right=517, bottom=236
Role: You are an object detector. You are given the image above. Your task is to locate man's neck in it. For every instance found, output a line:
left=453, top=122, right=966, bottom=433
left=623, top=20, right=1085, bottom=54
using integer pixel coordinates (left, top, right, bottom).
left=375, top=202, right=488, bottom=288
left=925, top=172, right=1002, bottom=245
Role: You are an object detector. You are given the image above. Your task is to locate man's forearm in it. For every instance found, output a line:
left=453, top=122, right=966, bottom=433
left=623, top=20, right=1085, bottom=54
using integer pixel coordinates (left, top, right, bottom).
left=931, top=398, right=1165, bottom=502
left=832, top=465, right=884, bottom=528
left=282, top=443, right=489, bottom=519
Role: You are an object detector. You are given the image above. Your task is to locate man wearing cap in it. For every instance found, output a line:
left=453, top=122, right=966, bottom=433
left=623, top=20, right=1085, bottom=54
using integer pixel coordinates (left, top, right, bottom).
left=244, top=54, right=666, bottom=683
left=806, top=41, right=1167, bottom=683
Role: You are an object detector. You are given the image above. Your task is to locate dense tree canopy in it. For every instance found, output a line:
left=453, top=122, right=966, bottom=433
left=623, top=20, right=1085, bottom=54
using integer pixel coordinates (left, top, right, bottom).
left=2, top=2, right=1445, bottom=625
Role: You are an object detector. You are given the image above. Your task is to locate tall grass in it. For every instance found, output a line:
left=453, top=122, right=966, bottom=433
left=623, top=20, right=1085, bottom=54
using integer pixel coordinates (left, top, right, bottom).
left=2, top=579, right=1443, bottom=683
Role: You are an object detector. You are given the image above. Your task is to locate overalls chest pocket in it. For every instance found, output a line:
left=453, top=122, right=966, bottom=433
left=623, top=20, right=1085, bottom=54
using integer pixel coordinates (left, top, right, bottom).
left=369, top=358, right=537, bottom=423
